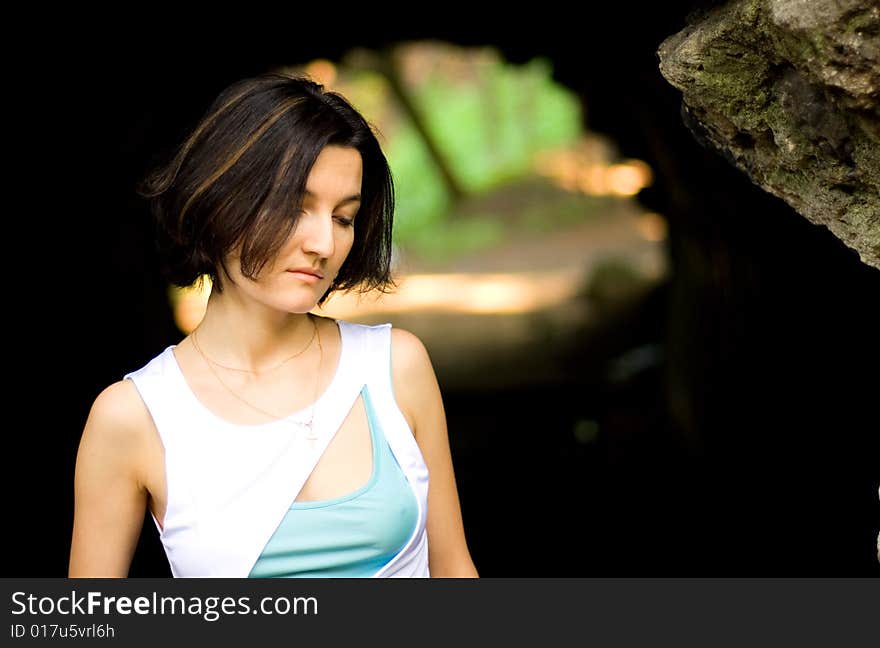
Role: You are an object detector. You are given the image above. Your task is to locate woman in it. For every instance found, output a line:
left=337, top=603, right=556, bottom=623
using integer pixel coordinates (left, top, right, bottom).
left=69, top=73, right=478, bottom=578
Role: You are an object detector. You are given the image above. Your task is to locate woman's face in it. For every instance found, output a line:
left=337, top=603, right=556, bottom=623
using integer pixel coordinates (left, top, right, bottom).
left=222, top=145, right=363, bottom=313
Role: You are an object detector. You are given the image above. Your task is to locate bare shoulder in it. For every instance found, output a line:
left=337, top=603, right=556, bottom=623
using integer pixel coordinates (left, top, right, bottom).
left=389, top=327, right=441, bottom=437
left=80, top=380, right=154, bottom=455
left=389, top=327, right=433, bottom=376
left=88, top=380, right=150, bottom=426
left=71, top=380, right=155, bottom=577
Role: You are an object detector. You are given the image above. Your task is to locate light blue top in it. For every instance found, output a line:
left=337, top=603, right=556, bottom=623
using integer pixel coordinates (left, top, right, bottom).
left=248, top=386, right=419, bottom=578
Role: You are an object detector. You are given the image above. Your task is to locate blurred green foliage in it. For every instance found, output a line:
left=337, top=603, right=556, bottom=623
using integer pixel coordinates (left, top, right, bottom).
left=378, top=55, right=584, bottom=261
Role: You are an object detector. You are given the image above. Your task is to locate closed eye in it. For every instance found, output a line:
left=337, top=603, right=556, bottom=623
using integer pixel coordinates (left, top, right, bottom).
left=334, top=215, right=355, bottom=227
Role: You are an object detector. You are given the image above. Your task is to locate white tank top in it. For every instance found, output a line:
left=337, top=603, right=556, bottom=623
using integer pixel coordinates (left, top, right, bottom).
left=124, top=320, right=430, bottom=577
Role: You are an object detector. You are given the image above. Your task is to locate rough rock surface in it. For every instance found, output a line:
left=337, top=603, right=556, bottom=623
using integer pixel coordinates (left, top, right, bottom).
left=658, top=0, right=879, bottom=269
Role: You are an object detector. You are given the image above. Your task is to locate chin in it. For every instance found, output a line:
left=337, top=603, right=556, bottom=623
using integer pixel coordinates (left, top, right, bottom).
left=287, top=303, right=320, bottom=315
left=265, top=281, right=331, bottom=314
left=271, top=296, right=320, bottom=314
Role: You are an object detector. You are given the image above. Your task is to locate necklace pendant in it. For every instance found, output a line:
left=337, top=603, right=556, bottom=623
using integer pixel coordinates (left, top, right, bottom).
left=300, top=419, right=319, bottom=445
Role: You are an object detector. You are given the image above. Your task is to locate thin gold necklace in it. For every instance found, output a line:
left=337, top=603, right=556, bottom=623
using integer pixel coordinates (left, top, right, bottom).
left=191, top=319, right=324, bottom=444
left=195, top=315, right=318, bottom=375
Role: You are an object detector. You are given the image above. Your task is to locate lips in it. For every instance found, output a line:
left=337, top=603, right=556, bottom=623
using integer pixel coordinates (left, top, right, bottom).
left=286, top=267, right=325, bottom=279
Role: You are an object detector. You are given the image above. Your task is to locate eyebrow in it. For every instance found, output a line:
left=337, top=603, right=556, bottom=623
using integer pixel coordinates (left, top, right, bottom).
left=303, top=189, right=362, bottom=205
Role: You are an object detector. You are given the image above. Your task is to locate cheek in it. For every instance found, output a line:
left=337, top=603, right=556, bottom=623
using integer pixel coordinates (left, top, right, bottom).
left=338, top=230, right=356, bottom=260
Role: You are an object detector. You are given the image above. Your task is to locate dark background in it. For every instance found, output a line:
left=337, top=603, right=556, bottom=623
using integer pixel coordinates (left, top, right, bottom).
left=10, top=3, right=879, bottom=576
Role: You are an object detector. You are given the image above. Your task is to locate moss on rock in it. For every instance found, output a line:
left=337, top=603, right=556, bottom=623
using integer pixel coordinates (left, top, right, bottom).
left=659, top=0, right=880, bottom=269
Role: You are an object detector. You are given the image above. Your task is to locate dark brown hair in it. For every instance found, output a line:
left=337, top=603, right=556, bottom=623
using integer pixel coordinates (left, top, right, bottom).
left=139, top=73, right=395, bottom=304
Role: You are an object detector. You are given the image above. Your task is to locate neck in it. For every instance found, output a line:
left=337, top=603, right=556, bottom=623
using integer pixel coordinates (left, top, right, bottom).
left=192, top=288, right=318, bottom=373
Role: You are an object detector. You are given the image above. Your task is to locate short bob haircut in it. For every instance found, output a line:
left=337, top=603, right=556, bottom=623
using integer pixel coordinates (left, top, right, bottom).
left=139, top=73, right=395, bottom=305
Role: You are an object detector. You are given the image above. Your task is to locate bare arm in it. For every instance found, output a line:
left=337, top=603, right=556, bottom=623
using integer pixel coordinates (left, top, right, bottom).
left=69, top=380, right=150, bottom=577
left=391, top=328, right=479, bottom=578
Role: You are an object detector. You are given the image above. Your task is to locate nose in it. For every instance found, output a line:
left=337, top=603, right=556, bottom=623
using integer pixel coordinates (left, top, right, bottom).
left=298, top=210, right=335, bottom=259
